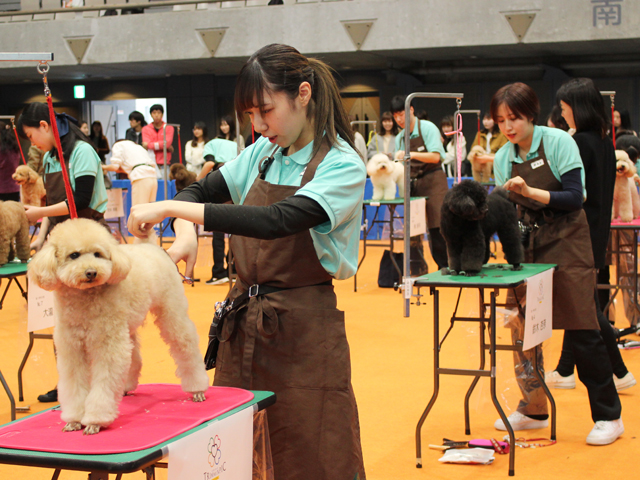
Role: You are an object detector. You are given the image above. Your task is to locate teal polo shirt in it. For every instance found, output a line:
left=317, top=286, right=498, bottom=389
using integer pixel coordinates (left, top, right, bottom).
left=395, top=119, right=446, bottom=161
left=203, top=138, right=239, bottom=164
left=220, top=135, right=366, bottom=280
left=43, top=141, right=108, bottom=213
left=493, top=125, right=586, bottom=198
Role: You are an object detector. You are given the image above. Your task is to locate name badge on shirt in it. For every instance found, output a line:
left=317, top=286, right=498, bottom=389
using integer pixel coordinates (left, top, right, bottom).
left=531, top=159, right=544, bottom=170
left=417, top=145, right=426, bottom=152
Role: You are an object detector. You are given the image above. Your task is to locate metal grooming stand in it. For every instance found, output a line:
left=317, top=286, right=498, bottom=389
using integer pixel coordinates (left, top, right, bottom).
left=401, top=93, right=464, bottom=317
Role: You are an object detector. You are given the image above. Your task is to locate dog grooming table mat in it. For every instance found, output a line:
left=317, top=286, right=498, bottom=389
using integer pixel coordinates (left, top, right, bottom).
left=414, top=263, right=556, bottom=287
left=0, top=262, right=28, bottom=278
left=0, top=383, right=253, bottom=454
left=611, top=219, right=640, bottom=226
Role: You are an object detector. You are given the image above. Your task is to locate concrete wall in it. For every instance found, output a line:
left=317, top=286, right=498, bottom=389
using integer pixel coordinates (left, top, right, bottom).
left=1, top=0, right=639, bottom=69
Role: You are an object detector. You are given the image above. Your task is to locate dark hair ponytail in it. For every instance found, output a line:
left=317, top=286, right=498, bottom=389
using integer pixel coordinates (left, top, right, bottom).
left=234, top=43, right=355, bottom=159
left=17, top=102, right=93, bottom=162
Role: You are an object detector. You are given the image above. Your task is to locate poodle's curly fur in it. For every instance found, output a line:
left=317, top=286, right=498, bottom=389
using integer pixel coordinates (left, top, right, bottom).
left=12, top=164, right=46, bottom=208
left=28, top=218, right=209, bottom=435
left=0, top=200, right=30, bottom=265
left=170, top=163, right=197, bottom=192
left=440, top=180, right=524, bottom=275
left=613, top=150, right=640, bottom=222
left=366, top=153, right=405, bottom=201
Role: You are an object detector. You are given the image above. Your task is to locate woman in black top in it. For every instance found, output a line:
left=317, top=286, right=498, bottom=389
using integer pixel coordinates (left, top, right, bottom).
left=89, top=121, right=110, bottom=163
left=547, top=78, right=636, bottom=391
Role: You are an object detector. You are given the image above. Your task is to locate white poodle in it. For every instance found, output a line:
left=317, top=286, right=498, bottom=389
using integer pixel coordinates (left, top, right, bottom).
left=366, top=153, right=405, bottom=201
left=613, top=150, right=640, bottom=222
left=28, top=218, right=210, bottom=435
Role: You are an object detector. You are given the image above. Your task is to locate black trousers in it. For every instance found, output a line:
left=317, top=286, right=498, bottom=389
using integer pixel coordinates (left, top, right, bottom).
left=409, top=228, right=448, bottom=274
left=564, top=328, right=622, bottom=422
left=556, top=290, right=628, bottom=379
left=211, top=231, right=228, bottom=279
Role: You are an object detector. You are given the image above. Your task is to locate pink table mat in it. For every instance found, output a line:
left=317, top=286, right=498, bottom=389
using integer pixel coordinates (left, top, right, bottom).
left=611, top=218, right=640, bottom=226
left=0, top=384, right=253, bottom=455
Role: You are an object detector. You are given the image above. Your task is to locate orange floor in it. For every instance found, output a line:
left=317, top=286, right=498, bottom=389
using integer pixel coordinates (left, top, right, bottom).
left=0, top=238, right=638, bottom=479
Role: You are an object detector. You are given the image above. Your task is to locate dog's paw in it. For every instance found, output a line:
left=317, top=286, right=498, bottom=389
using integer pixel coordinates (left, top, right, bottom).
left=62, top=422, right=83, bottom=432
left=83, top=424, right=101, bottom=435
left=192, top=392, right=206, bottom=402
left=461, top=270, right=480, bottom=277
left=441, top=267, right=458, bottom=276
left=511, top=264, right=523, bottom=271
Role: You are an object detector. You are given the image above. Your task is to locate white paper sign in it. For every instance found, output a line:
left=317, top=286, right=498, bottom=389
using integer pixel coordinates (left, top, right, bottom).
left=523, top=269, right=554, bottom=350
left=410, top=198, right=427, bottom=236
left=27, top=278, right=55, bottom=332
left=105, top=188, right=124, bottom=219
left=168, top=405, right=253, bottom=480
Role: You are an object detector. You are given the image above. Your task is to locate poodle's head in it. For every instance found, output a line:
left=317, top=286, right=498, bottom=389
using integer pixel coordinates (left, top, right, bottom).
left=366, top=153, right=396, bottom=177
left=169, top=163, right=187, bottom=180
left=446, top=179, right=488, bottom=220
left=12, top=165, right=39, bottom=185
left=28, top=218, right=131, bottom=291
left=615, top=150, right=636, bottom=178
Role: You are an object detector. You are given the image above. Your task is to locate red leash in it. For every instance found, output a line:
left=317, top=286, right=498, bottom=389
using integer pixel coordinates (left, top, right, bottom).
left=11, top=119, right=26, bottom=165
left=41, top=66, right=77, bottom=219
left=177, top=126, right=183, bottom=164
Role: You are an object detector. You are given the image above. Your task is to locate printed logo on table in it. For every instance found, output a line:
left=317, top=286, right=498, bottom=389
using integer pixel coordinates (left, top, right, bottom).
left=208, top=435, right=222, bottom=467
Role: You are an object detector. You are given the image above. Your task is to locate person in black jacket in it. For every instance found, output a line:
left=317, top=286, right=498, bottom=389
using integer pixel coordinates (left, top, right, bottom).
left=546, top=78, right=636, bottom=391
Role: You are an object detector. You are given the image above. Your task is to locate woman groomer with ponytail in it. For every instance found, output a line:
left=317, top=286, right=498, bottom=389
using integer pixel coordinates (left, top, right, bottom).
left=18, top=103, right=108, bottom=251
left=128, top=44, right=366, bottom=480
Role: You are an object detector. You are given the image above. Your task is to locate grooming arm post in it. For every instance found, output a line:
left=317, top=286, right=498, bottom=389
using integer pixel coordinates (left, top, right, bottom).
left=402, top=93, right=464, bottom=317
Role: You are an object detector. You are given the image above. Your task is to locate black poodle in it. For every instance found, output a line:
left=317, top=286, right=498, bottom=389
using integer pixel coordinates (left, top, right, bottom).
left=440, top=179, right=523, bottom=275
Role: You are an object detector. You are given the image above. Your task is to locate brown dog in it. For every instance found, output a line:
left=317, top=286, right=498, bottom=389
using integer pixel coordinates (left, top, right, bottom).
left=12, top=164, right=46, bottom=207
left=0, top=200, right=30, bottom=265
left=169, top=163, right=197, bottom=192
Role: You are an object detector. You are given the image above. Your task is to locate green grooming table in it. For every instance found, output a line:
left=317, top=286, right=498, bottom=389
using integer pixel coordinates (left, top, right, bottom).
left=0, top=390, right=275, bottom=480
left=413, top=263, right=557, bottom=477
left=0, top=262, right=28, bottom=421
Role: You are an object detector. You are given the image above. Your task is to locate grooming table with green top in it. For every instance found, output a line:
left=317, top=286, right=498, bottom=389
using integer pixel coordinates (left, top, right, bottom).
left=0, top=262, right=28, bottom=421
left=0, top=388, right=275, bottom=480
left=413, top=263, right=557, bottom=476
left=357, top=197, right=427, bottom=291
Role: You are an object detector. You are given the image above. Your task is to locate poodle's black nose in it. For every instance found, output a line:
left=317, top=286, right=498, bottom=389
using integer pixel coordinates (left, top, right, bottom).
left=85, top=269, right=97, bottom=281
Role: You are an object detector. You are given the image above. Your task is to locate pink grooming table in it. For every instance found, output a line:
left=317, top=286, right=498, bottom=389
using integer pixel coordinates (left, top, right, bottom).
left=0, top=384, right=275, bottom=480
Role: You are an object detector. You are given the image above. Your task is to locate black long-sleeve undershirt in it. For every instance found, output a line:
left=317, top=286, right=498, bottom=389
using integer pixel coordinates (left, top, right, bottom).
left=173, top=169, right=330, bottom=239
left=547, top=168, right=583, bottom=211
left=73, top=175, right=95, bottom=211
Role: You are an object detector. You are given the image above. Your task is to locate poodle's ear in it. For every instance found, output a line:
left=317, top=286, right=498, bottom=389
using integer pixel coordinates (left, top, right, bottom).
left=28, top=242, right=61, bottom=291
left=107, top=244, right=131, bottom=284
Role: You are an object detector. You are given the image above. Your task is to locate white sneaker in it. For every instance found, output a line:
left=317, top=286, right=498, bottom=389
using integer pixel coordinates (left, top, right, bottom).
left=494, top=411, right=549, bottom=431
left=205, top=276, right=229, bottom=286
left=614, top=372, right=636, bottom=391
left=545, top=371, right=576, bottom=389
left=586, top=419, right=624, bottom=445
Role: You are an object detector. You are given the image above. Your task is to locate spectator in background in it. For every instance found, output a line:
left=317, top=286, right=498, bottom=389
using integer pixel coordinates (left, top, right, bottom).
left=218, top=114, right=244, bottom=147
left=79, top=120, right=90, bottom=137
left=415, top=109, right=429, bottom=121
left=613, top=109, right=637, bottom=137
left=440, top=115, right=469, bottom=177
left=0, top=121, right=21, bottom=202
left=353, top=126, right=367, bottom=163
left=90, top=121, right=110, bottom=164
left=467, top=112, right=508, bottom=183
left=125, top=111, right=147, bottom=146
left=367, top=111, right=397, bottom=160
left=185, top=121, right=208, bottom=176
left=546, top=104, right=570, bottom=132
left=142, top=104, right=174, bottom=172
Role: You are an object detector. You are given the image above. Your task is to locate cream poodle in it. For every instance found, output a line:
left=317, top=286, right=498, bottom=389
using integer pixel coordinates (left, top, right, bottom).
left=12, top=164, right=46, bottom=208
left=613, top=150, right=640, bottom=222
left=28, top=218, right=210, bottom=435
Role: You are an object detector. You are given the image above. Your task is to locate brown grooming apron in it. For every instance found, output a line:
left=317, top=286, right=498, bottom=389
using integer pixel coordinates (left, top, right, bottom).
left=404, top=120, right=448, bottom=229
left=509, top=139, right=597, bottom=330
left=44, top=157, right=107, bottom=233
left=214, top=142, right=366, bottom=480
